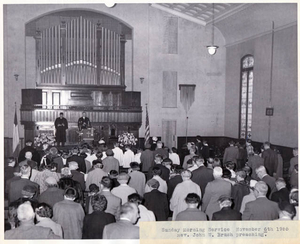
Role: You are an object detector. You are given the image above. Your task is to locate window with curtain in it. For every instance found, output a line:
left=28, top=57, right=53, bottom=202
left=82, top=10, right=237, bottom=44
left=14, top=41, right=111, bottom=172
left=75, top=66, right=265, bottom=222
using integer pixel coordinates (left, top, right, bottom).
left=239, top=55, right=254, bottom=139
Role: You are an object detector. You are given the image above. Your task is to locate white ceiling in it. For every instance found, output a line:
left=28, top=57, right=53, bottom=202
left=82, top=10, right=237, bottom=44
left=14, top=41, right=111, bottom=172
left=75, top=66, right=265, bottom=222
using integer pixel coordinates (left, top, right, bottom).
left=152, top=3, right=297, bottom=46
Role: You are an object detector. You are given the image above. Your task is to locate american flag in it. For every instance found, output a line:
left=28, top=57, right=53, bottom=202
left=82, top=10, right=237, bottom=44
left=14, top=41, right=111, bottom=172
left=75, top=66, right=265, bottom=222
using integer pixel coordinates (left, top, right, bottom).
left=144, top=104, right=150, bottom=145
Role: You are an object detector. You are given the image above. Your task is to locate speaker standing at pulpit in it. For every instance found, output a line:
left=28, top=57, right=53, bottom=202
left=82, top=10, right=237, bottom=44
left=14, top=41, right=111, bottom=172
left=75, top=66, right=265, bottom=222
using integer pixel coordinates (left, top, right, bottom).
left=78, top=112, right=91, bottom=131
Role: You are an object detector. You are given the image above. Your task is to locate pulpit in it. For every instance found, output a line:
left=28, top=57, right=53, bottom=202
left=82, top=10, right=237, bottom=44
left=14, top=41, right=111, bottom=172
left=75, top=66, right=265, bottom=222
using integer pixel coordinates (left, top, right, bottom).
left=78, top=128, right=95, bottom=142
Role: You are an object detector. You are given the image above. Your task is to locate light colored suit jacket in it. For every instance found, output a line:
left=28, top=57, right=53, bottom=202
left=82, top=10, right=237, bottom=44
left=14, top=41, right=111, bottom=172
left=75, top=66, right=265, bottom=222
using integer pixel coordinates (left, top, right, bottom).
left=103, top=220, right=139, bottom=239
left=100, top=190, right=121, bottom=219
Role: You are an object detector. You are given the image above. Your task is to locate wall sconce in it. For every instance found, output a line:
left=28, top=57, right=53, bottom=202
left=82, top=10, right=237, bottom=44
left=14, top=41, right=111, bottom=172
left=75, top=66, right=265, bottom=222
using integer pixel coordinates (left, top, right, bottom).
left=140, top=77, right=145, bottom=84
left=14, top=74, right=19, bottom=81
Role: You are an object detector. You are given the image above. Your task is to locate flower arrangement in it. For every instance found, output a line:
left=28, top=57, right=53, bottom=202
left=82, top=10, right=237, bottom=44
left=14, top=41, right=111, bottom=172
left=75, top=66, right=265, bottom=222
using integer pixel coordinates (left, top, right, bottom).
left=118, top=132, right=138, bottom=147
left=34, top=132, right=56, bottom=148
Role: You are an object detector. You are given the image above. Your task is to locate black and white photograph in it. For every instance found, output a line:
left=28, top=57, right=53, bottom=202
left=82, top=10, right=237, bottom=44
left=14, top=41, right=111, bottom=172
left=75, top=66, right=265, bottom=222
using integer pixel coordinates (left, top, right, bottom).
left=2, top=1, right=298, bottom=242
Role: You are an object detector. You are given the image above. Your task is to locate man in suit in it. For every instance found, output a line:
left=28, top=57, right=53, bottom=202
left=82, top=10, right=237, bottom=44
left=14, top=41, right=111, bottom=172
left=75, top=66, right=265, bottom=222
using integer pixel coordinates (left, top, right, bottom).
left=102, top=149, right=120, bottom=173
left=147, top=154, right=170, bottom=182
left=143, top=179, right=169, bottom=221
left=140, top=143, right=154, bottom=172
left=223, top=140, right=239, bottom=164
left=102, top=202, right=140, bottom=239
left=5, top=202, right=60, bottom=239
left=67, top=147, right=86, bottom=173
left=18, top=139, right=41, bottom=166
left=54, top=112, right=68, bottom=147
left=53, top=187, right=85, bottom=239
left=82, top=194, right=115, bottom=239
left=111, top=173, right=136, bottom=205
left=247, top=148, right=264, bottom=181
left=271, top=178, right=290, bottom=203
left=69, top=161, right=86, bottom=191
left=212, top=195, right=242, bottom=220
left=175, top=193, right=207, bottom=221
left=154, top=141, right=169, bottom=159
left=128, top=162, right=146, bottom=197
left=78, top=111, right=91, bottom=131
left=231, top=170, right=250, bottom=211
left=202, top=167, right=232, bottom=220
left=289, top=147, right=298, bottom=176
left=85, top=160, right=107, bottom=191
left=242, top=181, right=279, bottom=220
left=167, top=166, right=183, bottom=200
left=262, top=141, right=278, bottom=177
left=170, top=170, right=201, bottom=220
left=99, top=176, right=121, bottom=219
left=191, top=156, right=214, bottom=195
left=8, top=165, right=39, bottom=204
left=256, top=165, right=276, bottom=198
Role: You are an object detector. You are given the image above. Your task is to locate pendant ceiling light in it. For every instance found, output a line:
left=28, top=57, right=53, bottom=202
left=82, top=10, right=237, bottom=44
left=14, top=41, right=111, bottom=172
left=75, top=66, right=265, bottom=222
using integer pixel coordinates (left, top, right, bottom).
left=207, top=3, right=218, bottom=55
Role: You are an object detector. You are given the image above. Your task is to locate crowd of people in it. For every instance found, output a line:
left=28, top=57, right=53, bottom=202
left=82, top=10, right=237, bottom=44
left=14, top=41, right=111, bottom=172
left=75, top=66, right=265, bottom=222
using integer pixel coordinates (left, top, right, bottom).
left=4, top=137, right=299, bottom=239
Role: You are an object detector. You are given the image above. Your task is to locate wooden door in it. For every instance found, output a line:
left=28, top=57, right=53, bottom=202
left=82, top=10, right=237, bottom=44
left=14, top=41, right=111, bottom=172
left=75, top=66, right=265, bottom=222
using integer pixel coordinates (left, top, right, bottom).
left=162, top=120, right=176, bottom=149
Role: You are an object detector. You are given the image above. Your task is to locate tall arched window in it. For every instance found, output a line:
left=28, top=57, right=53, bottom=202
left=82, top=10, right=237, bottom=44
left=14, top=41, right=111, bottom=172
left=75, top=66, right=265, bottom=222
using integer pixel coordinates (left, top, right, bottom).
left=239, top=55, right=254, bottom=139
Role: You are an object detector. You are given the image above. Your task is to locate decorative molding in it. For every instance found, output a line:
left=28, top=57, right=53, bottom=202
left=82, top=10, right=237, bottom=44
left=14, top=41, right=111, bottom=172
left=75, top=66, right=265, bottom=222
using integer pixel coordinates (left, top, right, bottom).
left=151, top=3, right=207, bottom=26
left=225, top=21, right=297, bottom=47
left=207, top=3, right=253, bottom=25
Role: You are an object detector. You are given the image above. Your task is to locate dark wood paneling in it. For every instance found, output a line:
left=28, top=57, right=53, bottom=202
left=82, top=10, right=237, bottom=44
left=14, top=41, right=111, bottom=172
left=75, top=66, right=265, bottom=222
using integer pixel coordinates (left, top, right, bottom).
left=22, top=89, right=42, bottom=105
left=4, top=138, right=25, bottom=158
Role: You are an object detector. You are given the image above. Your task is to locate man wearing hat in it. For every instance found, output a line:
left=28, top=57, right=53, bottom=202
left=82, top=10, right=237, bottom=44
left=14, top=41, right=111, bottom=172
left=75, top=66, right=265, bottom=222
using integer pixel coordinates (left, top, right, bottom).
left=111, top=172, right=136, bottom=205
left=38, top=177, right=64, bottom=208
left=143, top=178, right=169, bottom=221
left=242, top=181, right=279, bottom=220
left=102, top=149, right=120, bottom=173
left=54, top=112, right=68, bottom=147
left=212, top=195, right=242, bottom=220
left=170, top=170, right=201, bottom=220
left=140, top=143, right=154, bottom=172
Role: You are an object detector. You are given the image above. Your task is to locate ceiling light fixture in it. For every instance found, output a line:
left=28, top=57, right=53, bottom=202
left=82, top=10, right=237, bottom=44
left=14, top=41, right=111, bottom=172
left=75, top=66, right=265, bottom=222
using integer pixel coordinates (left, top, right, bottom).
left=207, top=3, right=218, bottom=55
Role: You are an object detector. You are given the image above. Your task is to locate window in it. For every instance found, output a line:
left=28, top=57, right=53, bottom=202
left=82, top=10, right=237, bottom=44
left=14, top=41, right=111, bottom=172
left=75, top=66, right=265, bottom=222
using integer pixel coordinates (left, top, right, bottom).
left=52, top=92, right=61, bottom=109
left=239, top=55, right=254, bottom=139
left=42, top=91, right=48, bottom=108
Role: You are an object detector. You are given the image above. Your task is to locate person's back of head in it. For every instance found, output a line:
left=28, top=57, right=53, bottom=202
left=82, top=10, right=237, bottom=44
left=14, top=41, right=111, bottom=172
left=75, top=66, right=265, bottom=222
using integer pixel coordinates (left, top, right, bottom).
left=222, top=168, right=232, bottom=179
left=293, top=147, right=298, bottom=157
left=68, top=161, right=79, bottom=171
left=162, top=158, right=172, bottom=167
left=101, top=176, right=113, bottom=190
left=64, top=187, right=77, bottom=201
left=255, top=166, right=267, bottom=179
left=128, top=193, right=143, bottom=205
left=120, top=202, right=140, bottom=224
left=275, top=178, right=286, bottom=191
left=213, top=166, right=223, bottom=179
left=117, top=172, right=130, bottom=184
left=106, top=149, right=114, bottom=157
left=218, top=195, right=233, bottom=209
left=254, top=181, right=268, bottom=197
left=185, top=193, right=201, bottom=208
left=61, top=167, right=72, bottom=178
left=213, top=158, right=221, bottom=168
left=156, top=141, right=163, bottom=149
left=225, top=161, right=236, bottom=171
left=91, top=194, right=107, bottom=212
left=109, top=170, right=118, bottom=179
left=20, top=165, right=31, bottom=177
left=193, top=155, right=204, bottom=167
left=236, top=170, right=246, bottom=182
left=229, top=140, right=235, bottom=146
left=22, top=185, right=37, bottom=199
left=181, top=170, right=192, bottom=181
left=290, top=188, right=299, bottom=205
left=92, top=159, right=103, bottom=169
left=173, top=165, right=183, bottom=175
left=154, top=154, right=163, bottom=164
left=35, top=203, right=53, bottom=219
left=263, top=141, right=271, bottom=150
left=146, top=178, right=160, bottom=190
left=171, top=147, right=178, bottom=154
left=89, top=183, right=100, bottom=194
left=152, top=166, right=162, bottom=176
left=130, top=162, right=140, bottom=171
left=17, top=202, right=35, bottom=222
left=186, top=158, right=194, bottom=169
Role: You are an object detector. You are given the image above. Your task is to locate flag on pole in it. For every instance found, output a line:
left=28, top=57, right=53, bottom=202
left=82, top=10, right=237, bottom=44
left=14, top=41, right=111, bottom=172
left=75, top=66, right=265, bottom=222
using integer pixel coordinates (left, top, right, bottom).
left=12, top=103, right=20, bottom=157
left=144, top=104, right=150, bottom=146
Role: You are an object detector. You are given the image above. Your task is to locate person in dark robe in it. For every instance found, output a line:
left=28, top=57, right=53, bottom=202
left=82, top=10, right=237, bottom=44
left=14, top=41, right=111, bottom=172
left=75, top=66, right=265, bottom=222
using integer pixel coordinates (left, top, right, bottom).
left=54, top=112, right=68, bottom=147
left=78, top=112, right=91, bottom=131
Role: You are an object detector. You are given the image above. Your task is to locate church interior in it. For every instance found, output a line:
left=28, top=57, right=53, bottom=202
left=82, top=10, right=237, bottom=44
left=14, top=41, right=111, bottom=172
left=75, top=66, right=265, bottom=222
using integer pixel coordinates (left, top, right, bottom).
left=2, top=2, right=299, bottom=238
left=4, top=2, right=297, bottom=159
